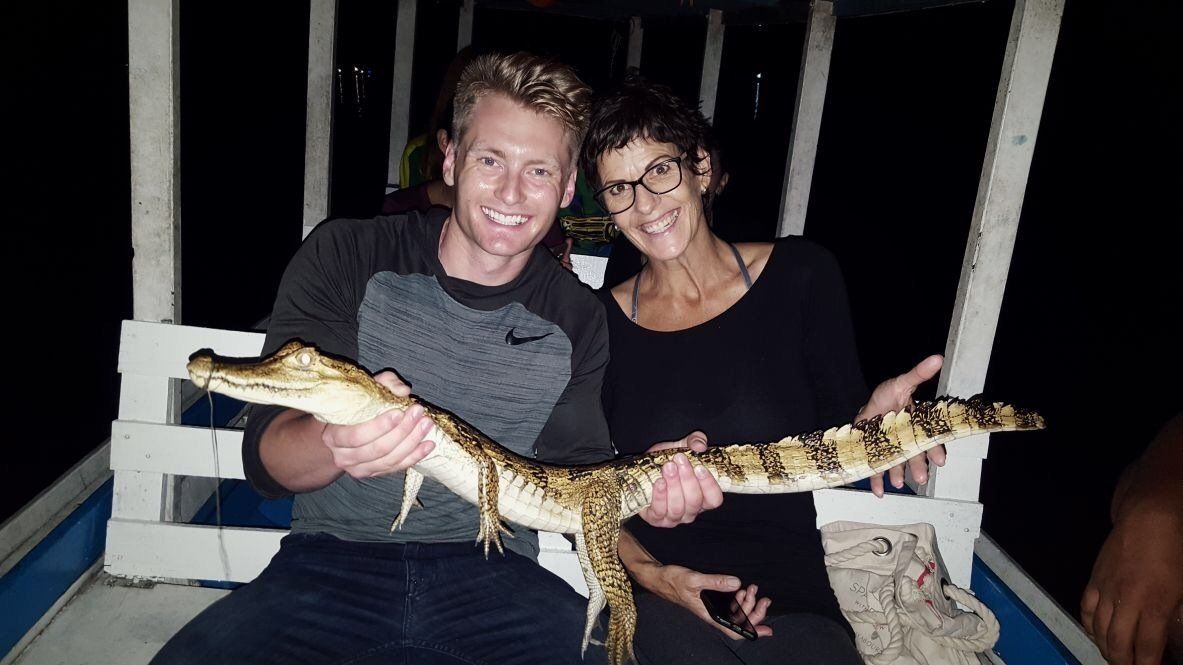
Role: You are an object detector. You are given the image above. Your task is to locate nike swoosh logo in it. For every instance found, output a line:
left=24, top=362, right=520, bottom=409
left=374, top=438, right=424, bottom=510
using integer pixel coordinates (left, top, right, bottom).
left=505, top=328, right=554, bottom=345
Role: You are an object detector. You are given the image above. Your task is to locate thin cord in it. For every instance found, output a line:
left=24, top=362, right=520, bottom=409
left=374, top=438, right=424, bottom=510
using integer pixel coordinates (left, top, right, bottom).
left=206, top=391, right=223, bottom=529
left=205, top=389, right=231, bottom=578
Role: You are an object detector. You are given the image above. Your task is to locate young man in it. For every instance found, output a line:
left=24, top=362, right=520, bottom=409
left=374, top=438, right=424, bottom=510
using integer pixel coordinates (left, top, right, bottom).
left=152, top=52, right=720, bottom=665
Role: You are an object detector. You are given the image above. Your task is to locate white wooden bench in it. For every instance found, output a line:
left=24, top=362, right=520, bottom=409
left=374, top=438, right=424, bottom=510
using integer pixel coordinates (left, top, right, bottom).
left=105, top=260, right=986, bottom=591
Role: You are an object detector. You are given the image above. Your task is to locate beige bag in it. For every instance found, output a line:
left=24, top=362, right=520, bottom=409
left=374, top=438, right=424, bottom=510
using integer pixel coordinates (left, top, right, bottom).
left=820, top=521, right=1000, bottom=665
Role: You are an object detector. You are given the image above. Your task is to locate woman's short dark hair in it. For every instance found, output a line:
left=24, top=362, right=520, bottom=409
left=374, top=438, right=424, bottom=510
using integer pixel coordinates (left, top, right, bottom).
left=580, top=72, right=714, bottom=190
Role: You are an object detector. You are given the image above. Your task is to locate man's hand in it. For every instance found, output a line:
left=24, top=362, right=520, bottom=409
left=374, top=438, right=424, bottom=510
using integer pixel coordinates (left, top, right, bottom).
left=639, top=432, right=724, bottom=528
left=857, top=354, right=947, bottom=497
left=322, top=371, right=436, bottom=479
left=1081, top=509, right=1183, bottom=665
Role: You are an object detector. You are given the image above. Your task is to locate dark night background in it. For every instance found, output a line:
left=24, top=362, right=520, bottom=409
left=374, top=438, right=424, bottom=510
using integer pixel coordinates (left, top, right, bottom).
left=6, top=0, right=1180, bottom=626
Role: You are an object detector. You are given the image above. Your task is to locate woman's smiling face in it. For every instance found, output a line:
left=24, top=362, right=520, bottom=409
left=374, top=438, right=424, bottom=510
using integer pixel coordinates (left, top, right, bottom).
left=597, top=139, right=711, bottom=263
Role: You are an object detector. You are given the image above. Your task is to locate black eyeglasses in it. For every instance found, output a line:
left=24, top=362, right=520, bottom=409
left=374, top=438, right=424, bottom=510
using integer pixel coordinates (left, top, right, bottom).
left=594, top=156, right=684, bottom=214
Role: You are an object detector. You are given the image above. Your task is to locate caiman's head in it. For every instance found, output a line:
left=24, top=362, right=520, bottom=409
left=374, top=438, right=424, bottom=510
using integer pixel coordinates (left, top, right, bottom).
left=186, top=341, right=402, bottom=425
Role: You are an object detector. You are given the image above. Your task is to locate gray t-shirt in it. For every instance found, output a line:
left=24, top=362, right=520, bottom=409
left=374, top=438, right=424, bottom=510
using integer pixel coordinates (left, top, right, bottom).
left=242, top=209, right=612, bottom=559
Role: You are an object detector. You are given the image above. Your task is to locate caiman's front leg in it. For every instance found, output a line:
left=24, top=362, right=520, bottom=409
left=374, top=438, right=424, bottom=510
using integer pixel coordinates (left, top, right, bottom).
left=581, top=480, right=635, bottom=665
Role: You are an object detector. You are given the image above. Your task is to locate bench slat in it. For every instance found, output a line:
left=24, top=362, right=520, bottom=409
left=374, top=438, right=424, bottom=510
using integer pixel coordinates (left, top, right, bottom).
left=119, top=320, right=264, bottom=380
left=106, top=519, right=284, bottom=583
left=111, top=421, right=246, bottom=479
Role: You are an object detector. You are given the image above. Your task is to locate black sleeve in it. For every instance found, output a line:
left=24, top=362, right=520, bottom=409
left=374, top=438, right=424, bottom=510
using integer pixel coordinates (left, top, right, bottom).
left=801, top=244, right=870, bottom=426
left=534, top=296, right=614, bottom=465
left=241, top=222, right=367, bottom=497
left=241, top=404, right=292, bottom=499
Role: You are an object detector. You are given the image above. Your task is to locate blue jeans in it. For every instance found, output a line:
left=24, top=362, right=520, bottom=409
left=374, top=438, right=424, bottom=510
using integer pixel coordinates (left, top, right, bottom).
left=151, top=533, right=606, bottom=665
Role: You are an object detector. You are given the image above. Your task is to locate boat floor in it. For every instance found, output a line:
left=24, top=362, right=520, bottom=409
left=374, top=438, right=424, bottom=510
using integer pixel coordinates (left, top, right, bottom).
left=11, top=570, right=227, bottom=665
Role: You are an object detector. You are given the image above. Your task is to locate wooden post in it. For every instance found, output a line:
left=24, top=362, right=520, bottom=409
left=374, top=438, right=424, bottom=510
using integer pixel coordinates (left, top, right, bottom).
left=126, top=0, right=182, bottom=523
left=776, top=0, right=835, bottom=238
left=926, top=0, right=1065, bottom=501
left=303, top=0, right=338, bottom=239
left=387, top=0, right=417, bottom=190
left=699, top=10, right=725, bottom=123
left=627, top=16, right=643, bottom=70
left=128, top=0, right=181, bottom=326
left=457, top=0, right=475, bottom=51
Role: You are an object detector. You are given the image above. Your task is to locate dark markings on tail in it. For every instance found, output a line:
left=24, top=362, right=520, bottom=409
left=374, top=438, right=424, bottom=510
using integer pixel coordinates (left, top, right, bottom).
left=800, top=430, right=842, bottom=476
left=852, top=419, right=902, bottom=468
left=965, top=397, right=1002, bottom=428
left=699, top=447, right=748, bottom=483
left=911, top=401, right=953, bottom=438
left=1014, top=407, right=1043, bottom=430
left=756, top=445, right=786, bottom=483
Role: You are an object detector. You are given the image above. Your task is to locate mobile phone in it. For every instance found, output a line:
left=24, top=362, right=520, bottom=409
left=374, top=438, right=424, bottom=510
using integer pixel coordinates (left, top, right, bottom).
left=700, top=589, right=758, bottom=640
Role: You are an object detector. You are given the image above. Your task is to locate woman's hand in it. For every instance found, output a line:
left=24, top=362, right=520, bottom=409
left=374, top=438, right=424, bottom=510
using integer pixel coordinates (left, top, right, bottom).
left=619, top=526, right=773, bottom=641
left=857, top=354, right=946, bottom=497
left=638, top=431, right=724, bottom=527
left=633, top=560, right=774, bottom=640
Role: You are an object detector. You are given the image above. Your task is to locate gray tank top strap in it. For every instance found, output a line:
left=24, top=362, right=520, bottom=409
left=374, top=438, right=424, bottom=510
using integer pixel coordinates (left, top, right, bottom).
left=630, top=243, right=752, bottom=323
left=729, top=242, right=753, bottom=289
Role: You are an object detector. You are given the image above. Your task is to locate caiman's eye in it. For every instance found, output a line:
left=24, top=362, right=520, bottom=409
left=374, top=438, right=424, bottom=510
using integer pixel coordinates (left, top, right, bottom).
left=297, top=351, right=313, bottom=366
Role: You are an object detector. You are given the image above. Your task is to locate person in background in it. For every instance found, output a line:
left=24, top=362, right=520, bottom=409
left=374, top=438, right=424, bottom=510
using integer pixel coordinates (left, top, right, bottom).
left=582, top=73, right=944, bottom=664
left=381, top=47, right=478, bottom=214
left=1081, top=412, right=1183, bottom=665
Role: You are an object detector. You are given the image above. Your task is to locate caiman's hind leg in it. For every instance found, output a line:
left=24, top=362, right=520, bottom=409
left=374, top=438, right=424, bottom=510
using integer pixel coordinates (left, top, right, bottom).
left=475, top=454, right=511, bottom=556
left=390, top=468, right=424, bottom=532
left=581, top=480, right=635, bottom=665
left=574, top=532, right=605, bottom=655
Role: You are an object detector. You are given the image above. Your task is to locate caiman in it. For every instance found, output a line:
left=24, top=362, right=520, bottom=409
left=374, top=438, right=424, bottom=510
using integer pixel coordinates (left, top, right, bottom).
left=187, top=341, right=1045, bottom=665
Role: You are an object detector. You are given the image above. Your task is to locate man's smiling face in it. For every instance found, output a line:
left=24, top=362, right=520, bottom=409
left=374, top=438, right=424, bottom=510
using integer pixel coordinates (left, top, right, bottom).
left=440, top=93, right=576, bottom=284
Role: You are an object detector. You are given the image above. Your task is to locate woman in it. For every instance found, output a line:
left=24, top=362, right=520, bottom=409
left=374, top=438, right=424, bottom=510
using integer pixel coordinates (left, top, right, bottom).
left=582, top=76, right=941, bottom=664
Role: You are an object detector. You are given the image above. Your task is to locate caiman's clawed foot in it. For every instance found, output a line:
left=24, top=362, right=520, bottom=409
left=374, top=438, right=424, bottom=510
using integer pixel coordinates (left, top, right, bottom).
left=575, top=532, right=606, bottom=656
left=476, top=455, right=509, bottom=556
left=476, top=513, right=514, bottom=556
left=391, top=468, right=425, bottom=532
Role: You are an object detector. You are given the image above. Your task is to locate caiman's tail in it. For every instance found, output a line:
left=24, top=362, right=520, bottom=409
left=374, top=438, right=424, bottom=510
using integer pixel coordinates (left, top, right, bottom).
left=690, top=397, right=1044, bottom=494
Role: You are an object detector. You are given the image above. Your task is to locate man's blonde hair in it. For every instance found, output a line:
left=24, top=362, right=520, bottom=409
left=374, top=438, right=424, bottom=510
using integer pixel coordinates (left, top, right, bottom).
left=452, top=52, right=592, bottom=160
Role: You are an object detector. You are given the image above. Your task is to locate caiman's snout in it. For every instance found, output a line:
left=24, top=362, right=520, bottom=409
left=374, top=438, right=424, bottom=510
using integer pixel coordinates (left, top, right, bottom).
left=186, top=354, right=214, bottom=388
